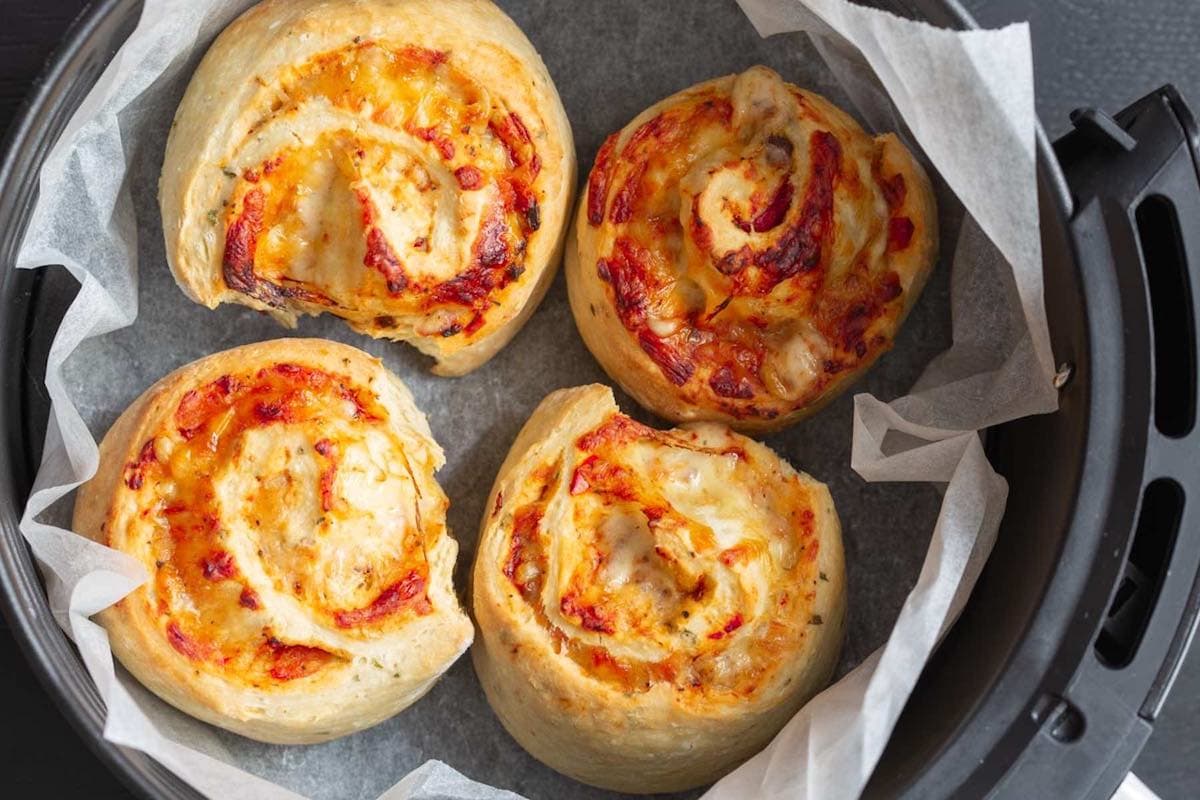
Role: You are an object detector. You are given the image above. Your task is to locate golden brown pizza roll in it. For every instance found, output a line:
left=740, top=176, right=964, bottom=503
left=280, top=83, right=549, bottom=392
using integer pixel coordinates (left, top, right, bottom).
left=73, top=339, right=472, bottom=743
left=471, top=384, right=845, bottom=793
left=160, top=0, right=575, bottom=376
left=568, top=66, right=937, bottom=432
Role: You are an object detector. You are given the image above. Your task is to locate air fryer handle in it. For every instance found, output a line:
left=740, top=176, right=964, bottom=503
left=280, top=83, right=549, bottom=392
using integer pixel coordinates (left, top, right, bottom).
left=1049, top=85, right=1200, bottom=793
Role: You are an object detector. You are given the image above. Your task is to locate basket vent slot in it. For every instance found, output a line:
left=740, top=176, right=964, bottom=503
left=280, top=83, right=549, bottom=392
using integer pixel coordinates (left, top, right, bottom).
left=1136, top=195, right=1196, bottom=437
left=1095, top=478, right=1184, bottom=668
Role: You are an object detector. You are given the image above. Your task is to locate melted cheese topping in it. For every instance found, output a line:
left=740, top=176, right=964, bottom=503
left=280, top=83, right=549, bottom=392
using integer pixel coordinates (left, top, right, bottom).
left=582, top=66, right=929, bottom=421
left=495, top=413, right=823, bottom=697
left=116, top=363, right=444, bottom=688
left=215, top=42, right=542, bottom=341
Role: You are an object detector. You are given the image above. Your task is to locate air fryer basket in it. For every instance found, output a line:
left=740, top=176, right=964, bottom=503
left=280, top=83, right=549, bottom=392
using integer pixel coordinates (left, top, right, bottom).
left=1, top=1, right=1197, bottom=799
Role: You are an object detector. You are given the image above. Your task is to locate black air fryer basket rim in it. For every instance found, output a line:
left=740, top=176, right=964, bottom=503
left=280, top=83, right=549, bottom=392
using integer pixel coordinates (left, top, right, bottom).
left=0, top=2, right=199, bottom=798
left=1, top=1, right=1181, bottom=799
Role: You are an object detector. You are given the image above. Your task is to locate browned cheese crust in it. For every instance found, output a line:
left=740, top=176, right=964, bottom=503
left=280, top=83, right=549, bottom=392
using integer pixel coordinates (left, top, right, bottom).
left=568, top=66, right=937, bottom=432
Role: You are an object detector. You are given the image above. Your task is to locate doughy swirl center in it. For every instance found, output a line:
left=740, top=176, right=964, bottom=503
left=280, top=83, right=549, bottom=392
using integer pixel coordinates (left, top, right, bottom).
left=496, top=414, right=823, bottom=696
left=584, top=67, right=916, bottom=417
left=121, top=363, right=435, bottom=686
left=218, top=43, right=541, bottom=338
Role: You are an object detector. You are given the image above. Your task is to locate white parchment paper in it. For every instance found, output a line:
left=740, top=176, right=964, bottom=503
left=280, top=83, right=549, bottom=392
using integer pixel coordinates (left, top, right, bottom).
left=15, top=0, right=1056, bottom=798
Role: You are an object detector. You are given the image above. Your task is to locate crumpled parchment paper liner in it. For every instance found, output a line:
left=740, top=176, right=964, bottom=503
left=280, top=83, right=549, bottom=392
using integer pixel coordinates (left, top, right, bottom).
left=14, top=0, right=1055, bottom=797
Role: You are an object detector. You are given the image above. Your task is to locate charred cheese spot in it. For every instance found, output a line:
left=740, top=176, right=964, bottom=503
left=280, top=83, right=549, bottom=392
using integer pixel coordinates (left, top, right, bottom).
left=498, top=412, right=821, bottom=697
left=124, top=362, right=437, bottom=688
left=215, top=42, right=543, bottom=342
left=580, top=65, right=931, bottom=422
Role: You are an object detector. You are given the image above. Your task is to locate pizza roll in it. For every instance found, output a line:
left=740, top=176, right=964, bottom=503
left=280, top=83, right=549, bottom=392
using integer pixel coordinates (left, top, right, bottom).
left=568, top=66, right=937, bottom=432
left=160, top=0, right=575, bottom=376
left=472, top=384, right=845, bottom=793
left=73, top=339, right=472, bottom=743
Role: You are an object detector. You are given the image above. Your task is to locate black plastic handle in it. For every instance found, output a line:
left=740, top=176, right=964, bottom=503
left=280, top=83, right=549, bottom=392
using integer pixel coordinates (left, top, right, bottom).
left=1013, top=86, right=1200, bottom=798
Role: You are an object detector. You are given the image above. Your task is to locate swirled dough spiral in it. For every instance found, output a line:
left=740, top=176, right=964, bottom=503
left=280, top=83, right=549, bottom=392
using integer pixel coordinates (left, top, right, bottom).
left=73, top=339, right=472, bottom=743
left=161, top=0, right=575, bottom=375
left=568, top=66, right=937, bottom=432
left=472, top=384, right=845, bottom=793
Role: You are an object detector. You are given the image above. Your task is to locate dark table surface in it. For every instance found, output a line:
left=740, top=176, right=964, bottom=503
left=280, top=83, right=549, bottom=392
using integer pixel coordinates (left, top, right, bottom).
left=1, top=0, right=1198, bottom=797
